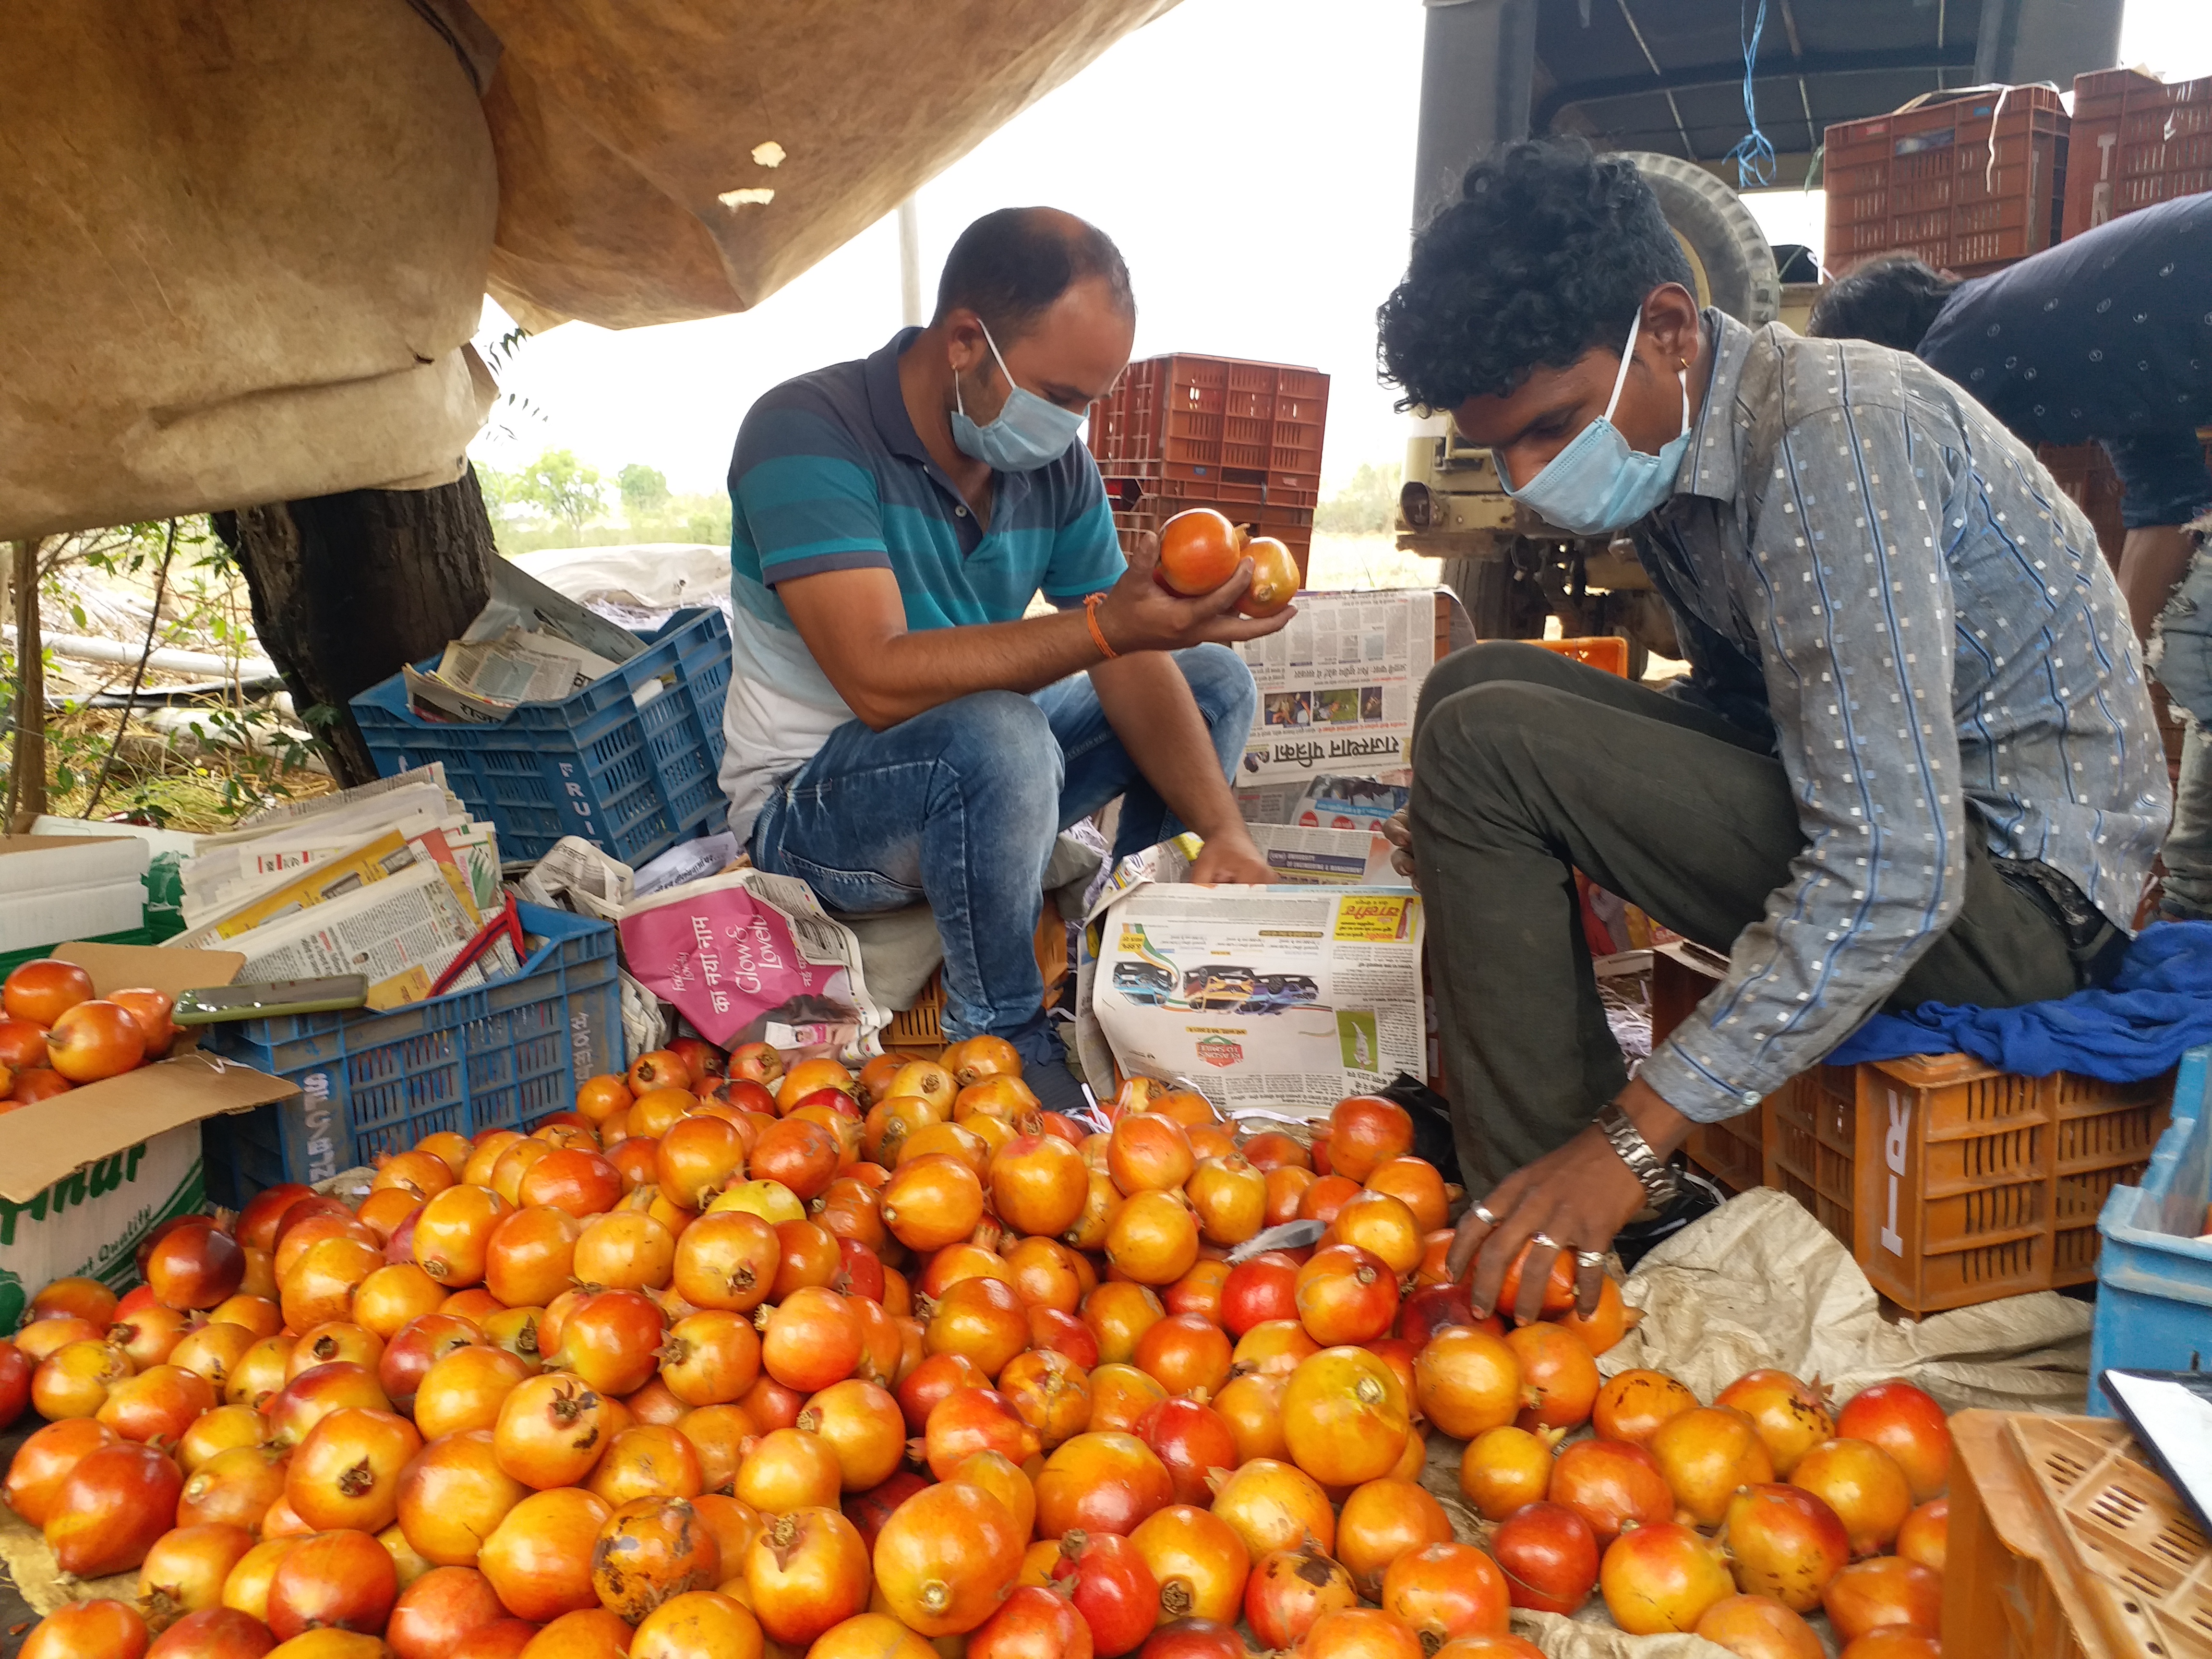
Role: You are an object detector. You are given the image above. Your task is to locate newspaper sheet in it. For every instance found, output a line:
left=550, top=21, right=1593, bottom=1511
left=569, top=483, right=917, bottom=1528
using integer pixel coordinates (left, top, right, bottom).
left=512, top=836, right=634, bottom=924
left=437, top=628, right=624, bottom=707
left=1232, top=589, right=1467, bottom=785
left=619, top=868, right=890, bottom=1062
left=227, top=861, right=489, bottom=1010
left=1090, top=879, right=1425, bottom=1114
left=226, top=764, right=454, bottom=834
left=179, top=794, right=457, bottom=922
left=465, top=556, right=649, bottom=666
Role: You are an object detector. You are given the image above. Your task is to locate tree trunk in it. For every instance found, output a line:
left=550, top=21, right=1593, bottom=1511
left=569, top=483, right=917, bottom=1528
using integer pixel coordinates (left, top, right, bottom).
left=217, top=469, right=497, bottom=786
left=7, top=538, right=48, bottom=831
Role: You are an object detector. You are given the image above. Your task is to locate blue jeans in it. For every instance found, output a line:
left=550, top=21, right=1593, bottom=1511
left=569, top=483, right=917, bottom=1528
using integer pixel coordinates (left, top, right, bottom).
left=748, top=644, right=1257, bottom=1064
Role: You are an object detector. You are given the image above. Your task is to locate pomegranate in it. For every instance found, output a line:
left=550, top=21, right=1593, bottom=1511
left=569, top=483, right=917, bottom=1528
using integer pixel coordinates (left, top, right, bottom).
left=1897, top=1499, right=1948, bottom=1572
left=478, top=1486, right=614, bottom=1622
left=1592, top=1369, right=1699, bottom=1445
left=1380, top=1541, right=1512, bottom=1649
left=1720, top=1484, right=1852, bottom=1610
left=1302, top=1608, right=1425, bottom=1659
left=1048, top=1529, right=1159, bottom=1658
left=45, top=1441, right=183, bottom=1575
left=1821, top=1556, right=1944, bottom=1643
left=1281, top=1346, right=1410, bottom=1487
left=1128, top=1502, right=1247, bottom=1624
left=1695, top=1594, right=1827, bottom=1659
left=1334, top=1477, right=1454, bottom=1599
left=1244, top=1543, right=1357, bottom=1649
left=970, top=1584, right=1097, bottom=1659
left=1549, top=1437, right=1674, bottom=1543
left=874, top=1479, right=1026, bottom=1636
left=385, top=1564, right=510, bottom=1659
left=1716, top=1370, right=1835, bottom=1477
left=591, top=1494, right=722, bottom=1623
left=1491, top=1502, right=1598, bottom=1615
left=1789, top=1438, right=1913, bottom=1556
left=21, top=1600, right=151, bottom=1659
left=1600, top=1521, right=1735, bottom=1635
left=1457, top=1426, right=1556, bottom=1522
left=1650, top=1407, right=1775, bottom=1527
left=1835, top=1381, right=1953, bottom=1503
left=1413, top=1326, right=1525, bottom=1439
left=1035, top=1431, right=1175, bottom=1539
left=1208, top=1457, right=1335, bottom=1559
left=264, top=1527, right=399, bottom=1639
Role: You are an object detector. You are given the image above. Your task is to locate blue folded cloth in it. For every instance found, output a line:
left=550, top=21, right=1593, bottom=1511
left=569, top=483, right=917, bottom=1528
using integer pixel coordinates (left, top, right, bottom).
left=1827, top=920, right=2212, bottom=1081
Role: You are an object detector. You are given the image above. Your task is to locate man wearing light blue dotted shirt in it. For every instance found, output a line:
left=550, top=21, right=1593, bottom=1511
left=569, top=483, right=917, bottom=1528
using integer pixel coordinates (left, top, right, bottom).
left=1810, top=194, right=2212, bottom=919
left=1371, top=137, right=2169, bottom=1323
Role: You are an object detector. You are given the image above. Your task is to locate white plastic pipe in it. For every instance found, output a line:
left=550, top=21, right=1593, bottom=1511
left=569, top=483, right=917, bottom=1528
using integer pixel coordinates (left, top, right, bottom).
left=2, top=623, right=276, bottom=681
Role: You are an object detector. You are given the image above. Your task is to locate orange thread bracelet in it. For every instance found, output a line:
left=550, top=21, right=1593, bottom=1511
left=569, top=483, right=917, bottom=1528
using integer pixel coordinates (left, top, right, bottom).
left=1084, top=593, right=1118, bottom=660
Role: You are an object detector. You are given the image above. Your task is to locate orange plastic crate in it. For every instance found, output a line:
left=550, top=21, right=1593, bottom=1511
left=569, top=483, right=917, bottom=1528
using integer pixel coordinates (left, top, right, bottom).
left=1089, top=353, right=1330, bottom=502
left=1650, top=949, right=2170, bottom=1312
left=1825, top=85, right=2068, bottom=275
left=1532, top=635, right=1630, bottom=677
left=2065, top=68, right=2212, bottom=238
left=1948, top=1411, right=2212, bottom=1659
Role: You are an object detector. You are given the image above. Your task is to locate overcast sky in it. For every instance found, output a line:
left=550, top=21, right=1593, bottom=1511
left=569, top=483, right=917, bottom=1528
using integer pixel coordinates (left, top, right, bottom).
left=473, top=0, right=2212, bottom=498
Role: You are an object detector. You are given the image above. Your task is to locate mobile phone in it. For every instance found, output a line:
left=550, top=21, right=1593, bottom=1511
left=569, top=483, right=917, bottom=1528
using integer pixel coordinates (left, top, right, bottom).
left=172, top=976, right=372, bottom=1024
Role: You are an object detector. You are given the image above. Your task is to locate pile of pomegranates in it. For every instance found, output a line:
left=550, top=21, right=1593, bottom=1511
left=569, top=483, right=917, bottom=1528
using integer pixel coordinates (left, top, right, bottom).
left=0, top=957, right=180, bottom=1103
left=0, top=1033, right=1957, bottom=1659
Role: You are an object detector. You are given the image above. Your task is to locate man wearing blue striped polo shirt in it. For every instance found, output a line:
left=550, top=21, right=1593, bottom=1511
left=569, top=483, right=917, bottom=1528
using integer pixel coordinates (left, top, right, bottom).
left=720, top=208, right=1289, bottom=1095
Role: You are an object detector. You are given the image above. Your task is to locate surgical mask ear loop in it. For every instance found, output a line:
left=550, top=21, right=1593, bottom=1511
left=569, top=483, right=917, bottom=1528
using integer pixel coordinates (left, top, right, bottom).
left=954, top=322, right=1016, bottom=421
left=1600, top=309, right=1645, bottom=424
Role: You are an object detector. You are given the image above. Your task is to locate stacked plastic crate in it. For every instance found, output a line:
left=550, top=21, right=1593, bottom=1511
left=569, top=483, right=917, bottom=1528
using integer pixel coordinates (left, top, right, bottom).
left=1087, top=354, right=1329, bottom=579
left=1823, top=84, right=2069, bottom=277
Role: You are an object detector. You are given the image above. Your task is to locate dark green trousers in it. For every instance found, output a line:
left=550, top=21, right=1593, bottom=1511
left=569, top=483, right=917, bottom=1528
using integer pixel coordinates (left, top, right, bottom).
left=1409, top=641, right=2082, bottom=1196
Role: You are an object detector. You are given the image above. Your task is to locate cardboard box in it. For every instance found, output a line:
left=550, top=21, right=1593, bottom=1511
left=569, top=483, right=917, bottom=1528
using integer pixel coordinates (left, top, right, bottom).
left=0, top=941, right=294, bottom=1331
left=0, top=836, right=148, bottom=953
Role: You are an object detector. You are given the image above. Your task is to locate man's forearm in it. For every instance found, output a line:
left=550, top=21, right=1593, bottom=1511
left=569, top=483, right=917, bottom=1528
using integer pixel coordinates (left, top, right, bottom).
left=2119, top=524, right=2199, bottom=645
left=1090, top=652, right=1244, bottom=838
left=824, top=609, right=1104, bottom=730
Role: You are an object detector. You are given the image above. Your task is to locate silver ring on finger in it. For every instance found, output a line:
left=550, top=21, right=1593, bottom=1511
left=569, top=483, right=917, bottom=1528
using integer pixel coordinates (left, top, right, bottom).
left=1575, top=1250, right=1607, bottom=1270
left=1529, top=1231, right=1560, bottom=1249
left=1472, top=1204, right=1498, bottom=1226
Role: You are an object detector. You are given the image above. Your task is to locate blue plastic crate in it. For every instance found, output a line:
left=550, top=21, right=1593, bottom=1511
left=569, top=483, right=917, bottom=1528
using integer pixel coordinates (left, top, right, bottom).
left=2089, top=1046, right=2212, bottom=1412
left=349, top=608, right=732, bottom=865
left=198, top=903, right=623, bottom=1207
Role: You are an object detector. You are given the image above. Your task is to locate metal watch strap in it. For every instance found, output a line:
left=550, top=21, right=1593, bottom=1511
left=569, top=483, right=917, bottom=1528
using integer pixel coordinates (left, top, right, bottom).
left=1596, top=1102, right=1680, bottom=1206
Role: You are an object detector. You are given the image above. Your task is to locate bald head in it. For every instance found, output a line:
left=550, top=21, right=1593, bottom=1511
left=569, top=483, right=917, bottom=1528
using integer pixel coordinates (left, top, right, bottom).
left=932, top=206, right=1134, bottom=345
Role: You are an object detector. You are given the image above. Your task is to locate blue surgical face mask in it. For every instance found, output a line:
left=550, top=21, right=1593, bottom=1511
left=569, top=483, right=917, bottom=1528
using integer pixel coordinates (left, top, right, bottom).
left=1495, top=308, right=1692, bottom=537
left=950, top=322, right=1087, bottom=472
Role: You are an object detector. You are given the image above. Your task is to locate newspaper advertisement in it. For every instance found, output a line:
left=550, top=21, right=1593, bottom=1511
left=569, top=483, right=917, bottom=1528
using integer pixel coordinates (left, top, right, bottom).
left=1248, top=824, right=1398, bottom=886
left=1237, top=774, right=1410, bottom=830
left=228, top=861, right=490, bottom=1010
left=619, top=868, right=890, bottom=1062
left=1232, top=589, right=1468, bottom=786
left=1089, top=879, right=1425, bottom=1114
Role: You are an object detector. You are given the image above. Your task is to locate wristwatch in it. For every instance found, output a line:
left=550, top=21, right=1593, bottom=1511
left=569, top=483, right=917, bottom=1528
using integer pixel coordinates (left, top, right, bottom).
left=1596, top=1102, right=1681, bottom=1209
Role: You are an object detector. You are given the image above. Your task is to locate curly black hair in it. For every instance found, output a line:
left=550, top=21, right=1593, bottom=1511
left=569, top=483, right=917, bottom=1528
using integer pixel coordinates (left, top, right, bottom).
left=1805, top=254, right=1962, bottom=351
left=1377, top=136, right=1695, bottom=412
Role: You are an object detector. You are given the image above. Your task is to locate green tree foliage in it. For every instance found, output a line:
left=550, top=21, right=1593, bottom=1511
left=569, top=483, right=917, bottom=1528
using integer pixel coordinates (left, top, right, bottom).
left=619, top=463, right=672, bottom=522
left=1315, top=462, right=1403, bottom=534
left=513, top=449, right=607, bottom=535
